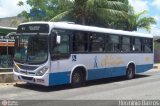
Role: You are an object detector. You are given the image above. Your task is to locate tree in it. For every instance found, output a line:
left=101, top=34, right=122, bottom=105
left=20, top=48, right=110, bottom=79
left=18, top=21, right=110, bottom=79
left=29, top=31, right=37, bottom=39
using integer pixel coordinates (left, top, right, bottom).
left=17, top=1, right=24, bottom=6
left=128, top=10, right=156, bottom=32
left=18, top=0, right=129, bottom=30
left=51, top=0, right=129, bottom=29
left=17, top=1, right=30, bottom=21
left=18, top=0, right=73, bottom=21
left=17, top=0, right=155, bottom=32
left=18, top=11, right=30, bottom=21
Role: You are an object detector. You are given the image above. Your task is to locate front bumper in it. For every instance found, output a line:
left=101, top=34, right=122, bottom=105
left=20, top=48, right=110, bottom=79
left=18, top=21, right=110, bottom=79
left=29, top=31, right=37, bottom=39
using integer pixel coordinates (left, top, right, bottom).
left=13, top=72, right=49, bottom=86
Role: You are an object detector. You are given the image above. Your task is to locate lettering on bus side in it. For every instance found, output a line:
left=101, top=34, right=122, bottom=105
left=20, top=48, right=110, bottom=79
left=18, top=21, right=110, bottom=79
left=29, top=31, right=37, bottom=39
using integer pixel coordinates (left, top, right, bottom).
left=145, top=56, right=151, bottom=62
left=101, top=54, right=124, bottom=67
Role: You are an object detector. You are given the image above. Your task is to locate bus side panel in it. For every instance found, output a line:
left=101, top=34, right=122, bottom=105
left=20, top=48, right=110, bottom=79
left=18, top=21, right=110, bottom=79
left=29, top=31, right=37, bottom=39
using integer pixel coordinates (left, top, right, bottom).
left=49, top=71, right=70, bottom=86
left=112, top=66, right=126, bottom=77
left=136, top=64, right=153, bottom=73
left=135, top=53, right=153, bottom=73
left=87, top=66, right=126, bottom=80
left=49, top=59, right=72, bottom=86
left=48, top=53, right=153, bottom=86
left=87, top=53, right=153, bottom=80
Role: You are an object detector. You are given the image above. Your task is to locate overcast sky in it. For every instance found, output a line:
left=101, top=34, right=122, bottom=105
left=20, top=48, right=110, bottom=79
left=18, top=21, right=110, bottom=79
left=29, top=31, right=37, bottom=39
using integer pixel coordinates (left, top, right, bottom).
left=0, top=0, right=160, bottom=35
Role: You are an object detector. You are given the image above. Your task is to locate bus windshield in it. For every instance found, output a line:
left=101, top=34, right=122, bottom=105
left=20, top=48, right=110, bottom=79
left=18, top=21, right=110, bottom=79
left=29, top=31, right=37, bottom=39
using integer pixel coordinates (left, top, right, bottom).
left=14, top=34, right=48, bottom=64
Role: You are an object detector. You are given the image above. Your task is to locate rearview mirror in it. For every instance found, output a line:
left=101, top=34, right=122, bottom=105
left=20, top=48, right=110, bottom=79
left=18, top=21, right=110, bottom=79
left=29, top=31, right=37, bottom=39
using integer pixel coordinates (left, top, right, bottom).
left=56, top=35, right=61, bottom=44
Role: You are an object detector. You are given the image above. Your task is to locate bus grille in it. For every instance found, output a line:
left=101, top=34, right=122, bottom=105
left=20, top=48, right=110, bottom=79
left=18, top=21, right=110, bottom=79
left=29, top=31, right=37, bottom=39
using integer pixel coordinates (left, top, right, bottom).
left=21, top=76, right=33, bottom=81
left=20, top=71, right=35, bottom=74
left=17, top=64, right=38, bottom=70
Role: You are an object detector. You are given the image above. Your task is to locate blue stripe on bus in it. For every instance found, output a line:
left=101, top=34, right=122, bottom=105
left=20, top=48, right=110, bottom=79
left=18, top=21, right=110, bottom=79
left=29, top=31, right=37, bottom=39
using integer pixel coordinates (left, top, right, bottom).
left=49, top=71, right=70, bottom=86
left=87, top=66, right=126, bottom=80
left=87, top=64, right=153, bottom=80
left=136, top=64, right=153, bottom=73
left=49, top=64, right=153, bottom=86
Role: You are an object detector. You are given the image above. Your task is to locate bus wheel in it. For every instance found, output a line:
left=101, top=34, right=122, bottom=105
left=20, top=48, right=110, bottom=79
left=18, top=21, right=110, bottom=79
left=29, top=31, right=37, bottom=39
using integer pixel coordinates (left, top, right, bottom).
left=71, top=70, right=85, bottom=88
left=126, top=64, right=135, bottom=79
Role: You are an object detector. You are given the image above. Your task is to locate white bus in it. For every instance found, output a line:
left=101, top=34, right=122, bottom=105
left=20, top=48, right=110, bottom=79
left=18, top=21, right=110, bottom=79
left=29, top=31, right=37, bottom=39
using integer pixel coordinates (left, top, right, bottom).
left=13, top=22, right=153, bottom=87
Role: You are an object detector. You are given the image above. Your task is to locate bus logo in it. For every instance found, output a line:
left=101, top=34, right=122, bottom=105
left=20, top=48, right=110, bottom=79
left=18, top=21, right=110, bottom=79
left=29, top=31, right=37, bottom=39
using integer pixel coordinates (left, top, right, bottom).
left=25, top=70, right=28, bottom=75
left=72, top=55, right=77, bottom=62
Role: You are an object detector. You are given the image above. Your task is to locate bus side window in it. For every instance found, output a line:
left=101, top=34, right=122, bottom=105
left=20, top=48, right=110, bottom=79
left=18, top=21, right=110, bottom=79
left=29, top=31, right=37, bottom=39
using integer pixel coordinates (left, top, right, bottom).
left=122, top=36, right=131, bottom=52
left=106, top=34, right=120, bottom=52
left=89, top=33, right=105, bottom=52
left=72, top=31, right=88, bottom=52
left=133, top=38, right=142, bottom=52
left=142, top=38, right=153, bottom=53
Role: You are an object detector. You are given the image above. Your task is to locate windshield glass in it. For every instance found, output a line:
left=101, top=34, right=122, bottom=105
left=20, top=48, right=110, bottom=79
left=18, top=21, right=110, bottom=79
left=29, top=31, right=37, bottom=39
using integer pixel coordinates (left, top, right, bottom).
left=14, top=34, right=48, bottom=64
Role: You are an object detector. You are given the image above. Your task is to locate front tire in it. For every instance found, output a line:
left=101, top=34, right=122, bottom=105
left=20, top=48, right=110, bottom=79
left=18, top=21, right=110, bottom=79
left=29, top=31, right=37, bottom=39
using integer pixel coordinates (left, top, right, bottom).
left=126, top=65, right=135, bottom=79
left=71, top=70, right=85, bottom=88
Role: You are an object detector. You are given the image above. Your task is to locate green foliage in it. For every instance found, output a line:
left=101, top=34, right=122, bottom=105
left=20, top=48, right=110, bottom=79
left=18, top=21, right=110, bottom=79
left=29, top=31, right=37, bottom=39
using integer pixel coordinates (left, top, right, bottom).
left=51, top=0, right=129, bottom=30
left=18, top=0, right=73, bottom=21
left=17, top=1, right=24, bottom=6
left=128, top=10, right=156, bottom=32
left=18, top=11, right=30, bottom=21
left=154, top=41, right=160, bottom=50
left=17, top=0, right=156, bottom=32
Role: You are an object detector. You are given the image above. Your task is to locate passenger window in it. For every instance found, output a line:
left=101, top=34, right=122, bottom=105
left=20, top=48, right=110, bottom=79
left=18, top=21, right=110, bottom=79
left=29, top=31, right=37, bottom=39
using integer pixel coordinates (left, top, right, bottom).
left=72, top=32, right=88, bottom=52
left=133, top=38, right=142, bottom=52
left=89, top=33, right=105, bottom=52
left=143, top=38, right=153, bottom=52
left=106, top=35, right=120, bottom=52
left=122, top=36, right=131, bottom=52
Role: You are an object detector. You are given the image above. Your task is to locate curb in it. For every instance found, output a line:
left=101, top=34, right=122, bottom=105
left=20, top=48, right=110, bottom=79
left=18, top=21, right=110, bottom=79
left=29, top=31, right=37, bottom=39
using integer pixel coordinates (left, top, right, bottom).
left=0, top=82, right=25, bottom=87
left=0, top=72, right=14, bottom=83
left=153, top=64, right=160, bottom=69
left=153, top=66, right=158, bottom=69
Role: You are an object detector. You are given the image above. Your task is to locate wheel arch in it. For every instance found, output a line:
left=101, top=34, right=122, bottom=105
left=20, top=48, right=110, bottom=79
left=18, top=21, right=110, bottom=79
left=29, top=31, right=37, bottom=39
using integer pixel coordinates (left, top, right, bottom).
left=126, top=61, right=136, bottom=73
left=70, top=64, right=88, bottom=83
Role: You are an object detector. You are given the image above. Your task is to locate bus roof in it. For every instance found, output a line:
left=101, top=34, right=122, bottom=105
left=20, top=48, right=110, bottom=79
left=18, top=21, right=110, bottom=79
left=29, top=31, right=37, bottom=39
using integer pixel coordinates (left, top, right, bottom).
left=19, top=22, right=153, bottom=38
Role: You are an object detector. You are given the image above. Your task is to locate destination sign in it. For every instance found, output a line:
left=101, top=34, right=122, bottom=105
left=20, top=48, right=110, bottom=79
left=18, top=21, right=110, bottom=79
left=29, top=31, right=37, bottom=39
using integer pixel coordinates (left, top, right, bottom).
left=17, top=24, right=49, bottom=33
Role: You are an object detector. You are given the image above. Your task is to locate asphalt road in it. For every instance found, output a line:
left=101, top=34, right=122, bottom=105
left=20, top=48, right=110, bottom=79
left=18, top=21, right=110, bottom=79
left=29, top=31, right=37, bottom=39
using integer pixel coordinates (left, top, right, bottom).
left=0, top=69, right=160, bottom=106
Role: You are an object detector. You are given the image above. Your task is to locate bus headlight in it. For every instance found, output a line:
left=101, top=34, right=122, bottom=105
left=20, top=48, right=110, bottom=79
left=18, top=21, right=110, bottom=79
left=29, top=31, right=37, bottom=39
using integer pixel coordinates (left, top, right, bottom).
left=36, top=67, right=48, bottom=76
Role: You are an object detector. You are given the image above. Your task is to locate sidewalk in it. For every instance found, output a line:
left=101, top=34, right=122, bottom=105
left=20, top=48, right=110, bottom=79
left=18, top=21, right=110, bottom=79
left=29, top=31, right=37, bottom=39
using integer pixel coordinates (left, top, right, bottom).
left=0, top=72, right=14, bottom=83
left=153, top=63, right=160, bottom=69
left=0, top=72, right=24, bottom=86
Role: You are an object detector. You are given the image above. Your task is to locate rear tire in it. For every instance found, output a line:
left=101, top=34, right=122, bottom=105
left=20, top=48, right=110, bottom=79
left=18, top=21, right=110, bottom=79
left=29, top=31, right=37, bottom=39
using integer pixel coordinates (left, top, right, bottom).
left=71, top=70, right=85, bottom=88
left=126, top=64, right=135, bottom=79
